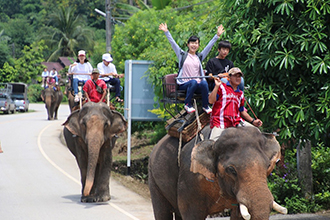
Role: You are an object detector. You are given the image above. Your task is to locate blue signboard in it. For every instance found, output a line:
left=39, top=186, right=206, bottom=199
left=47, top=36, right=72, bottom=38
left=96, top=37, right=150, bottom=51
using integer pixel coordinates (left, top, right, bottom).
left=124, top=60, right=160, bottom=121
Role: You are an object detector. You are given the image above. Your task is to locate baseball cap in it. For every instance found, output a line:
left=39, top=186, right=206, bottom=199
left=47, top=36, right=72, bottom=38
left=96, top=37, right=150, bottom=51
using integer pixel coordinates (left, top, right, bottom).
left=228, top=67, right=244, bottom=77
left=92, top=68, right=99, bottom=74
left=102, top=53, right=113, bottom=62
left=78, top=50, right=86, bottom=56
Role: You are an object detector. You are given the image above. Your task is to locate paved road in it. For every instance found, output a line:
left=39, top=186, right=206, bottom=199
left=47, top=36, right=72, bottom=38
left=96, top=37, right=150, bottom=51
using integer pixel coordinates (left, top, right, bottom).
left=1, top=103, right=328, bottom=220
left=0, top=103, right=153, bottom=220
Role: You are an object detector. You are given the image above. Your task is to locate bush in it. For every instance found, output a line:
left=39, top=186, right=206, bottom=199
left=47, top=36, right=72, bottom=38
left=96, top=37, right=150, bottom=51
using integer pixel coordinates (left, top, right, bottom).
left=268, top=144, right=330, bottom=213
left=27, top=84, right=43, bottom=102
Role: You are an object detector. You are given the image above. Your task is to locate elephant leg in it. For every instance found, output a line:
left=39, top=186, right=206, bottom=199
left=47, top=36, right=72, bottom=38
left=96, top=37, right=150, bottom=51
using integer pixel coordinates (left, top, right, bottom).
left=92, top=144, right=112, bottom=202
left=47, top=108, right=52, bottom=120
left=149, top=174, right=174, bottom=220
left=54, top=105, right=59, bottom=120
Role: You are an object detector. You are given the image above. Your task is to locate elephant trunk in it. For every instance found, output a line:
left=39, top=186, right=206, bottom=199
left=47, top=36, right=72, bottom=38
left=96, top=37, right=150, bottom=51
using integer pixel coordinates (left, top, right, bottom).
left=83, top=127, right=105, bottom=197
left=236, top=178, right=274, bottom=220
left=45, top=97, right=53, bottom=119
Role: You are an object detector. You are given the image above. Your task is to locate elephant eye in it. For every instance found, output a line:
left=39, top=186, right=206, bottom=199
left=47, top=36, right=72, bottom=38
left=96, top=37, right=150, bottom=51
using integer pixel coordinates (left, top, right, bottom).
left=225, top=166, right=237, bottom=176
left=104, top=121, right=110, bottom=128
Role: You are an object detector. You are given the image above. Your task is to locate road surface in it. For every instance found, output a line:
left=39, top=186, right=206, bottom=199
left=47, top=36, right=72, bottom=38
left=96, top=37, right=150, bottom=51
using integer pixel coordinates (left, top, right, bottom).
left=0, top=103, right=328, bottom=220
left=0, top=103, right=154, bottom=220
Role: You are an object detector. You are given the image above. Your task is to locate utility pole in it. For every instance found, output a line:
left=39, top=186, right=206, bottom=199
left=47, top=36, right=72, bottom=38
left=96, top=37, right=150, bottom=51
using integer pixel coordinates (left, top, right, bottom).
left=105, top=0, right=112, bottom=52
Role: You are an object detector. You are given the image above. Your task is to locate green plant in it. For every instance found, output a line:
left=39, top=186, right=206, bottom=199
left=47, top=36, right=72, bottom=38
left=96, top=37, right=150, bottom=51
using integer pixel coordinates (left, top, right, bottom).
left=27, top=84, right=43, bottom=103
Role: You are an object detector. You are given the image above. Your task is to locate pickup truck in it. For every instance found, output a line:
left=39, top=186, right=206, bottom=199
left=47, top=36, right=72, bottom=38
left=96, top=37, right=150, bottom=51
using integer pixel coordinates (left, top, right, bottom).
left=11, top=93, right=29, bottom=112
left=0, top=93, right=16, bottom=114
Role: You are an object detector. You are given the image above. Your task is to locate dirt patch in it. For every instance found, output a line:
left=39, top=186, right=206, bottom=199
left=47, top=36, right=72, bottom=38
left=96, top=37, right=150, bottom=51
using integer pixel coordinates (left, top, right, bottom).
left=111, top=130, right=154, bottom=199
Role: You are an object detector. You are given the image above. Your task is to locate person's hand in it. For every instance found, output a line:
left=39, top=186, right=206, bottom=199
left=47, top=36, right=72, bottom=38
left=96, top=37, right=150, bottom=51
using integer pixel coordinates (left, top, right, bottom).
left=252, top=119, right=263, bottom=127
left=217, top=24, right=225, bottom=37
left=118, top=74, right=124, bottom=78
left=214, top=77, right=222, bottom=87
left=159, top=23, right=168, bottom=32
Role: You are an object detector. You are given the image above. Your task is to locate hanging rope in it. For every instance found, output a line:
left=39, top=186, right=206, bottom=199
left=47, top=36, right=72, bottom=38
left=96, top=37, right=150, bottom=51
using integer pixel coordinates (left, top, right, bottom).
left=193, top=99, right=204, bottom=146
left=245, top=100, right=258, bottom=119
left=178, top=131, right=182, bottom=167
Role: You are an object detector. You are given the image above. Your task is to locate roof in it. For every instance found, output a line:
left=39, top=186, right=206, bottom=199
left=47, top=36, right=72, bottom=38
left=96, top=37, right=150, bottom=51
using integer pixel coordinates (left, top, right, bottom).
left=41, top=62, right=64, bottom=71
left=58, top=57, right=75, bottom=66
left=41, top=57, right=76, bottom=72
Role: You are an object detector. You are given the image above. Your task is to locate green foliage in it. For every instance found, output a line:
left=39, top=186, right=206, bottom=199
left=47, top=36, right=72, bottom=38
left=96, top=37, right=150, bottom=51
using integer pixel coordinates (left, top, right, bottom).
left=131, top=121, right=167, bottom=144
left=268, top=144, right=330, bottom=213
left=40, top=6, right=95, bottom=61
left=27, top=84, right=43, bottom=102
left=151, top=0, right=171, bottom=9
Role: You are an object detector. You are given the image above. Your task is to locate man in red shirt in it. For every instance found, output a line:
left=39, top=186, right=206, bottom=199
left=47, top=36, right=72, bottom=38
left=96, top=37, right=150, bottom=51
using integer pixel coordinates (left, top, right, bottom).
left=83, top=68, right=107, bottom=103
left=208, top=67, right=262, bottom=140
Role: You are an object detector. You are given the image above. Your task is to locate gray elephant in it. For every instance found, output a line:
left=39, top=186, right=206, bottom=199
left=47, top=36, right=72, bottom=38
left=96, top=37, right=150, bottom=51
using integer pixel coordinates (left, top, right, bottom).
left=64, top=85, right=75, bottom=112
left=62, top=102, right=127, bottom=203
left=148, top=126, right=287, bottom=220
left=41, top=86, right=63, bottom=120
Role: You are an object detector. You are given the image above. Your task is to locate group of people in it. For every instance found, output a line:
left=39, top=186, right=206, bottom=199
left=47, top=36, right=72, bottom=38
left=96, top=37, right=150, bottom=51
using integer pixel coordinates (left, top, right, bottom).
left=159, top=23, right=262, bottom=140
left=68, top=50, right=124, bottom=103
left=41, top=68, right=59, bottom=88
left=42, top=50, right=124, bottom=104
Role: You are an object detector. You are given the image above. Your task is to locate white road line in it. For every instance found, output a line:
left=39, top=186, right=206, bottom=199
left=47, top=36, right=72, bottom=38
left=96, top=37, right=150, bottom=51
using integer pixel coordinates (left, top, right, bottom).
left=37, top=122, right=140, bottom=220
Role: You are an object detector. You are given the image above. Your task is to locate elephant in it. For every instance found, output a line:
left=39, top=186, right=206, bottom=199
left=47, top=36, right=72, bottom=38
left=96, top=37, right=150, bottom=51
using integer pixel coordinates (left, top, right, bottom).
left=64, top=85, right=75, bottom=113
left=148, top=126, right=288, bottom=220
left=62, top=102, right=127, bottom=203
left=41, top=86, right=63, bottom=120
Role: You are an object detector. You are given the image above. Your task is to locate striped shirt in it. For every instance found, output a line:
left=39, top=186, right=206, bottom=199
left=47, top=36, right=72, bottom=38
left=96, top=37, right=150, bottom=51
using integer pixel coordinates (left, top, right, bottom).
left=210, top=82, right=245, bottom=129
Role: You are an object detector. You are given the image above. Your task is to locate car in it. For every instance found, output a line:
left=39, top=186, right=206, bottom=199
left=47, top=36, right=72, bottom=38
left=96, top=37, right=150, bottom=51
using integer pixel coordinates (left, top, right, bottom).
left=0, top=93, right=16, bottom=114
left=11, top=93, right=29, bottom=112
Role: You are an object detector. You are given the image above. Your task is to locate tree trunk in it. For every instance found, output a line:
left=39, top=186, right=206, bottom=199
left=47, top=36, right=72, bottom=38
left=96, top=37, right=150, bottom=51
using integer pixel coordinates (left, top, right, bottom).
left=297, top=140, right=313, bottom=199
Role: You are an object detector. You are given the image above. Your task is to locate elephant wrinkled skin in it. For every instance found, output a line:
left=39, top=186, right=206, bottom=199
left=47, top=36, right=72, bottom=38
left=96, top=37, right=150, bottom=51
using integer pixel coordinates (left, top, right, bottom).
left=62, top=102, right=127, bottom=203
left=148, top=126, right=285, bottom=220
left=41, top=86, right=63, bottom=120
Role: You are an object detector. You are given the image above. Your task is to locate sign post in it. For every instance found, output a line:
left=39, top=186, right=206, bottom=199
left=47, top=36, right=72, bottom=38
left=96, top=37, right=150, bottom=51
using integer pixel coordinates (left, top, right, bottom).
left=124, top=60, right=161, bottom=175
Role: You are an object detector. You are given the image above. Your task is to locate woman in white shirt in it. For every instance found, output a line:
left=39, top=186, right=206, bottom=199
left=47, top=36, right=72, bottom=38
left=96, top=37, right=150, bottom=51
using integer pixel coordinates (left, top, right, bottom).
left=69, top=50, right=93, bottom=102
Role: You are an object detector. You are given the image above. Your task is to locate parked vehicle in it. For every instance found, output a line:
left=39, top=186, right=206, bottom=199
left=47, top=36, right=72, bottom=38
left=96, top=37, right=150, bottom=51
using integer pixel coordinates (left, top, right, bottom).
left=0, top=93, right=16, bottom=114
left=8, top=83, right=29, bottom=112
left=11, top=93, right=29, bottom=112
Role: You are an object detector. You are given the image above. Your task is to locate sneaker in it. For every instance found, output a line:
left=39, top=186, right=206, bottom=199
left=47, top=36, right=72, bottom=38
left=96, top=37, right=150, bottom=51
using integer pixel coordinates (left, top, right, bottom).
left=74, top=94, right=79, bottom=102
left=203, top=106, right=212, bottom=114
left=184, top=104, right=196, bottom=113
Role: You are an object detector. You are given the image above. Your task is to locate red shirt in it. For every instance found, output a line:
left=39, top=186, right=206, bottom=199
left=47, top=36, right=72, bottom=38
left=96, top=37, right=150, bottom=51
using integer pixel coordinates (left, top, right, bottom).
left=210, top=82, right=245, bottom=129
left=83, top=79, right=107, bottom=103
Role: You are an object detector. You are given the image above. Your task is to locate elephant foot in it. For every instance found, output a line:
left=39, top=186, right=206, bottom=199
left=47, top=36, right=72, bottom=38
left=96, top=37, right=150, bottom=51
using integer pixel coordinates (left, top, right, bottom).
left=81, top=194, right=111, bottom=203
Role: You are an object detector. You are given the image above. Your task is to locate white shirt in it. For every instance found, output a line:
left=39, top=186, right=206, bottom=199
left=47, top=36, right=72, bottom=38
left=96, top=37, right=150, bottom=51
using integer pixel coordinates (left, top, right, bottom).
left=49, top=70, right=58, bottom=77
left=70, top=62, right=93, bottom=81
left=97, top=62, right=117, bottom=81
left=41, top=71, right=49, bottom=77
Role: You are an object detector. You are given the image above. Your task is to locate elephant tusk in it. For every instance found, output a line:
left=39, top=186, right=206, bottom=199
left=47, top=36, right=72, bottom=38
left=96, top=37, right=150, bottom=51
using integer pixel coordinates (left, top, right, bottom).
left=239, top=203, right=251, bottom=220
left=273, top=201, right=288, bottom=214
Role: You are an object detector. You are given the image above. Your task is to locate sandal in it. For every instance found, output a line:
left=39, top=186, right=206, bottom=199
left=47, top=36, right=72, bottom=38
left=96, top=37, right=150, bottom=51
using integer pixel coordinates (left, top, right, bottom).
left=115, top=97, right=124, bottom=103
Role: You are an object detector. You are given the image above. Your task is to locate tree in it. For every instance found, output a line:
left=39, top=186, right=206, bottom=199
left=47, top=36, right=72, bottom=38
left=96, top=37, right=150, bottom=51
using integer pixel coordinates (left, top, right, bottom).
left=40, top=6, right=94, bottom=61
left=111, top=0, right=330, bottom=211
left=0, top=41, right=47, bottom=83
left=0, top=29, right=12, bottom=68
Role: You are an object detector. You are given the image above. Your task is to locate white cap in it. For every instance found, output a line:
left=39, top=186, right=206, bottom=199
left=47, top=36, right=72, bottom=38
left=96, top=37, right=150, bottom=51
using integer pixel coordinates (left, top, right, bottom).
left=78, top=50, right=86, bottom=56
left=102, top=53, right=113, bottom=62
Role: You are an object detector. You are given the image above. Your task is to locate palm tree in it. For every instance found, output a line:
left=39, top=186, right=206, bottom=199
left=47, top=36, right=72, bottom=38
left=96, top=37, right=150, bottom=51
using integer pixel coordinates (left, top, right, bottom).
left=41, top=6, right=94, bottom=61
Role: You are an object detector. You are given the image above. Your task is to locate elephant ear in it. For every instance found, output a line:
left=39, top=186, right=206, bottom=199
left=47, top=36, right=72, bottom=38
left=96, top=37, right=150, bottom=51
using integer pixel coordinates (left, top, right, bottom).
left=261, top=132, right=281, bottom=175
left=109, top=110, right=127, bottom=135
left=41, top=90, right=45, bottom=101
left=62, top=109, right=81, bottom=136
left=190, top=140, right=217, bottom=181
